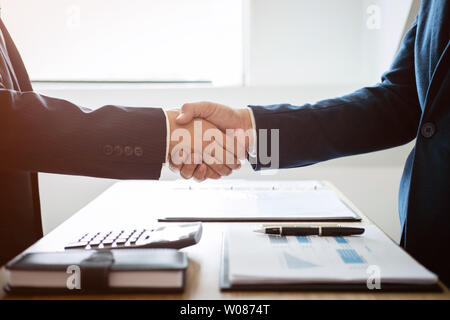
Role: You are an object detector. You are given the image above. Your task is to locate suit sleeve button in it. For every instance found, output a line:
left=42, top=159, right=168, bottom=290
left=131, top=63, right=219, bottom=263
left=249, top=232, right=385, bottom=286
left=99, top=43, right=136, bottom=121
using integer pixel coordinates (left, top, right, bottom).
left=134, top=146, right=143, bottom=157
left=124, top=146, right=133, bottom=156
left=114, top=145, right=123, bottom=156
left=421, top=122, right=436, bottom=138
left=103, top=145, right=113, bottom=156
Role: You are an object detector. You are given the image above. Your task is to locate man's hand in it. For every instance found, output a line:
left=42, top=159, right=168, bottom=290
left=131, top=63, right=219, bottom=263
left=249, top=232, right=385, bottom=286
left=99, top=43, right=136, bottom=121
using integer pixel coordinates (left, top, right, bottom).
left=166, top=109, right=241, bottom=181
left=176, top=101, right=254, bottom=156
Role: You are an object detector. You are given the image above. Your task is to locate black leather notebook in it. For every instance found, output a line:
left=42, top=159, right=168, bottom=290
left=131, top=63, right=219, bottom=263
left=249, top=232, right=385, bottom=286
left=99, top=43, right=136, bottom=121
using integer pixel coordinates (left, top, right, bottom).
left=5, top=249, right=187, bottom=294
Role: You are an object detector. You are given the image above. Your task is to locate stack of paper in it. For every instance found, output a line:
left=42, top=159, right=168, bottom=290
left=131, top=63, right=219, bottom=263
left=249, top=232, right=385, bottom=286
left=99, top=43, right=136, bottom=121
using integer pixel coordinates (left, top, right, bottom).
left=222, top=225, right=438, bottom=290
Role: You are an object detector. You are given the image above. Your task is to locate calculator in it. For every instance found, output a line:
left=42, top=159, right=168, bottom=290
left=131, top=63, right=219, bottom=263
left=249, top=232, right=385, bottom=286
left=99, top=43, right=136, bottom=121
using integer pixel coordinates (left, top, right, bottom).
left=64, top=222, right=202, bottom=250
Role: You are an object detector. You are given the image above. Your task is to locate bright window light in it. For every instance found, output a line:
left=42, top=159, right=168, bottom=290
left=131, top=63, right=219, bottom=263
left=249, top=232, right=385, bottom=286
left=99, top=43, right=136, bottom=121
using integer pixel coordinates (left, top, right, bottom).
left=0, top=0, right=243, bottom=86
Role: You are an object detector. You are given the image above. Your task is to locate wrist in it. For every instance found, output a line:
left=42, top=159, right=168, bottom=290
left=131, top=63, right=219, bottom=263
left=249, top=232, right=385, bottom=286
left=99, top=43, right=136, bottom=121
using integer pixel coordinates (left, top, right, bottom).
left=166, top=109, right=179, bottom=129
left=166, top=109, right=180, bottom=156
left=237, top=108, right=253, bottom=132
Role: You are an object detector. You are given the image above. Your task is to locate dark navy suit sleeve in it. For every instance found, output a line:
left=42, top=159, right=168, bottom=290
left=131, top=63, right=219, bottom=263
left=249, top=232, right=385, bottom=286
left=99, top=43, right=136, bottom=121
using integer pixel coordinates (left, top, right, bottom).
left=0, top=89, right=167, bottom=179
left=249, top=20, right=422, bottom=170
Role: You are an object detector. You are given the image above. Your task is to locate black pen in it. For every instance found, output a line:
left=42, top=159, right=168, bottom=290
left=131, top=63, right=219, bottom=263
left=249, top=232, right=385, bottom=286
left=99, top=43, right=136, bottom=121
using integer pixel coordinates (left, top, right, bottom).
left=254, top=226, right=365, bottom=236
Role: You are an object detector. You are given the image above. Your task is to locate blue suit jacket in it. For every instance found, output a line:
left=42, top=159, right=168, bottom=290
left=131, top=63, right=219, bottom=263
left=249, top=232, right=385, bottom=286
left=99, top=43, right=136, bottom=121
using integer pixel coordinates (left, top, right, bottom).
left=249, top=1, right=450, bottom=285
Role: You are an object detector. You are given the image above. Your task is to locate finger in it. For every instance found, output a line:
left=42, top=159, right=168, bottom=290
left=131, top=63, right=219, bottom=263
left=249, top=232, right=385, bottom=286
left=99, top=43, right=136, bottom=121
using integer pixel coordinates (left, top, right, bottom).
left=202, top=127, right=246, bottom=165
left=180, top=153, right=199, bottom=179
left=221, top=146, right=241, bottom=170
left=169, top=146, right=190, bottom=168
left=168, top=155, right=182, bottom=173
left=180, top=163, right=197, bottom=179
left=193, top=163, right=207, bottom=182
left=212, top=131, right=242, bottom=169
left=208, top=163, right=232, bottom=177
left=203, top=141, right=240, bottom=173
left=176, top=101, right=215, bottom=125
left=224, top=130, right=249, bottom=161
left=205, top=148, right=233, bottom=177
left=204, top=166, right=221, bottom=180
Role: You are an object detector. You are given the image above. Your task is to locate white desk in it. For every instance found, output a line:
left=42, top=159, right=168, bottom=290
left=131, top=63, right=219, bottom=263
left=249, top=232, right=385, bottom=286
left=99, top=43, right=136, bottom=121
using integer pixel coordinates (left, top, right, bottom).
left=1, top=180, right=448, bottom=299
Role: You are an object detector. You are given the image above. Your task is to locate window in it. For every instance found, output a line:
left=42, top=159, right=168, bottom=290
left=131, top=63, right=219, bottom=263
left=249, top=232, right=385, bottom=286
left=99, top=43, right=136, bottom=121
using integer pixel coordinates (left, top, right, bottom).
left=0, top=0, right=243, bottom=85
left=1, top=0, right=412, bottom=88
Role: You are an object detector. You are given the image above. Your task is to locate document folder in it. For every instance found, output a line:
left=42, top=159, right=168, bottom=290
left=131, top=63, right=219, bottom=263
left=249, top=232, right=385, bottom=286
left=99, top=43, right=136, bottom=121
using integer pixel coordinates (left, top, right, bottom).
left=220, top=225, right=440, bottom=292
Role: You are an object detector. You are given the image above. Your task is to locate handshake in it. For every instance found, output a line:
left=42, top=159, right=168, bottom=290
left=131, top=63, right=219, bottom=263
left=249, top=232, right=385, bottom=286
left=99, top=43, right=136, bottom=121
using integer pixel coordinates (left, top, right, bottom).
left=166, top=101, right=255, bottom=181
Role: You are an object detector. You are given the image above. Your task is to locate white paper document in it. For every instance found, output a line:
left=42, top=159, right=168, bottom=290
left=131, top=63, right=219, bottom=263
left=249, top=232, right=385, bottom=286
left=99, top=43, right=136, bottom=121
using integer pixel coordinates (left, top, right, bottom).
left=226, top=225, right=437, bottom=285
left=158, top=180, right=359, bottom=220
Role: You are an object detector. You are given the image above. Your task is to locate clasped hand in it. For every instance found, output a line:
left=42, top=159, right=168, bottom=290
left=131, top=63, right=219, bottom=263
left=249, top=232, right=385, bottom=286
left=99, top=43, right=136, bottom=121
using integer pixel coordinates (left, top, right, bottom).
left=166, top=102, right=254, bottom=181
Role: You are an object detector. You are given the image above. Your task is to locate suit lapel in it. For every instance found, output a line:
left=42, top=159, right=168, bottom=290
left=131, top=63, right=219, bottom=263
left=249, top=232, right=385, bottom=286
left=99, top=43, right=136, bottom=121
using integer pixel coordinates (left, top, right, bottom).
left=422, top=40, right=449, bottom=115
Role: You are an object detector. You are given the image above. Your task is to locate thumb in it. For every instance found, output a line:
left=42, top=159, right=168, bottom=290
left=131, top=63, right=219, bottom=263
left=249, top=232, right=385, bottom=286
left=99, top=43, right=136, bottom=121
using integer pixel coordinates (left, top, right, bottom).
left=175, top=103, right=196, bottom=125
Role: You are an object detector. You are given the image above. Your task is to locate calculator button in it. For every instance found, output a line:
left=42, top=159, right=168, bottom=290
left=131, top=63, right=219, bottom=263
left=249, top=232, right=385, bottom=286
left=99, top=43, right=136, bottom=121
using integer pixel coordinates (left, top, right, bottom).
left=108, top=232, right=121, bottom=239
left=65, top=227, right=167, bottom=251
left=96, top=232, right=107, bottom=240
left=65, top=242, right=88, bottom=249
left=141, top=231, right=152, bottom=239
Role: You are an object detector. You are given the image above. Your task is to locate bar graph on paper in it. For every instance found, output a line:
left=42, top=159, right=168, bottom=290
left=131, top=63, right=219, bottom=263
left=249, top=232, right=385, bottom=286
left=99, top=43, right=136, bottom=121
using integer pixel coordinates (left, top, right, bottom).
left=267, top=234, right=367, bottom=269
left=227, top=225, right=438, bottom=285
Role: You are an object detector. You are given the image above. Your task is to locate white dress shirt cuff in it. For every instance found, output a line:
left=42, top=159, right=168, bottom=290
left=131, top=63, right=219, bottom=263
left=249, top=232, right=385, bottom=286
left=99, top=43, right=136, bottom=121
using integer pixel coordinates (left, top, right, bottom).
left=247, top=107, right=257, bottom=157
left=162, top=108, right=170, bottom=163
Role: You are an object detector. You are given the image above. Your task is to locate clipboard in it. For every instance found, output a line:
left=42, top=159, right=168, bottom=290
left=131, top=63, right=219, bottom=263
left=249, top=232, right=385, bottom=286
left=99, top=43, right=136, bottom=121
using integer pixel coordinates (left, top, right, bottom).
left=159, top=216, right=361, bottom=223
left=158, top=180, right=362, bottom=223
